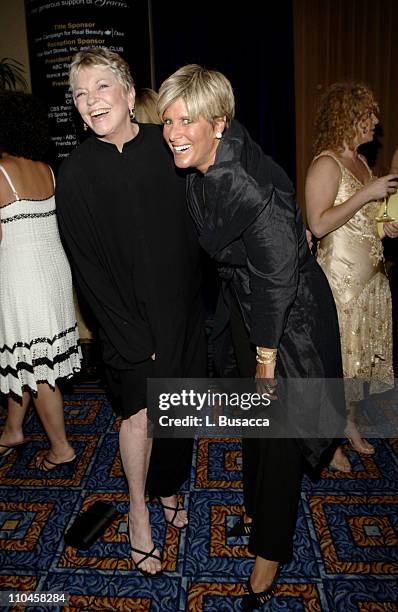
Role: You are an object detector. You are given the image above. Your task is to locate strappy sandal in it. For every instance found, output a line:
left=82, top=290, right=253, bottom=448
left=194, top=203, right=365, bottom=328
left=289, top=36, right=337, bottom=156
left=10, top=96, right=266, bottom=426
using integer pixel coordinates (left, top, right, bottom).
left=328, top=459, right=351, bottom=473
left=157, top=497, right=188, bottom=529
left=0, top=441, right=28, bottom=458
left=130, top=545, right=163, bottom=577
left=36, top=453, right=76, bottom=471
left=241, top=564, right=281, bottom=611
left=347, top=436, right=375, bottom=455
left=328, top=446, right=351, bottom=473
left=228, top=515, right=252, bottom=537
left=127, top=515, right=162, bottom=577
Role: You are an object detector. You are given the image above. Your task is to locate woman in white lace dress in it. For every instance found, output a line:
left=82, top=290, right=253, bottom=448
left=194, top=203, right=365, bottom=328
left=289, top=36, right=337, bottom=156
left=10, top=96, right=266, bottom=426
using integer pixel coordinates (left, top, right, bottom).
left=0, top=92, right=81, bottom=469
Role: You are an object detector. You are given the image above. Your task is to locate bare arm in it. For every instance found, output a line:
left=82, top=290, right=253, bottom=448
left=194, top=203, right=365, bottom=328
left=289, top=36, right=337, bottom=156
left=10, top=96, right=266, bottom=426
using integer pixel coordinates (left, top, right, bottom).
left=305, top=156, right=398, bottom=238
left=0, top=172, right=9, bottom=243
left=390, top=147, right=398, bottom=173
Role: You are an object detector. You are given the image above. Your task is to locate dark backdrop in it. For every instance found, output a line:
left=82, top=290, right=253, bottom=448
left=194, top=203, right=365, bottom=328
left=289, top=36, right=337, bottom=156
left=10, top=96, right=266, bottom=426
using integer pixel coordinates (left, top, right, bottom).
left=147, top=1, right=296, bottom=184
left=24, top=0, right=151, bottom=167
left=25, top=0, right=296, bottom=184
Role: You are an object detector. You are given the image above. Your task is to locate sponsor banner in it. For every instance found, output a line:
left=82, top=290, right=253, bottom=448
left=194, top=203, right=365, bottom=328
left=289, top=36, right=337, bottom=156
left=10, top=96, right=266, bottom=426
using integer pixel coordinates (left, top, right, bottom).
left=24, top=0, right=149, bottom=165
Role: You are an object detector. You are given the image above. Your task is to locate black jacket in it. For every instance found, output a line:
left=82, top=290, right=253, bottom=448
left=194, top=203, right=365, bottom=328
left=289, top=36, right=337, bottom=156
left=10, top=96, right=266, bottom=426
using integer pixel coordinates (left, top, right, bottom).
left=56, top=125, right=202, bottom=369
left=188, top=120, right=345, bottom=466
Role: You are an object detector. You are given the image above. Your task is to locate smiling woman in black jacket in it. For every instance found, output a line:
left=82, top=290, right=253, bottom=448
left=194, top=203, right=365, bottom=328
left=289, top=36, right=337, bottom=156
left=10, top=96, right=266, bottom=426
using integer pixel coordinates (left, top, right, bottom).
left=158, top=64, right=345, bottom=610
left=56, top=48, right=206, bottom=577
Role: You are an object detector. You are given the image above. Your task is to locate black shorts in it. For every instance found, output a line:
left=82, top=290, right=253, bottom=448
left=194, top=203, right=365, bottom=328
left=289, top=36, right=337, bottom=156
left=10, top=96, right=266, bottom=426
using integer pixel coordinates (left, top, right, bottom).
left=105, top=358, right=154, bottom=419
left=105, top=302, right=207, bottom=421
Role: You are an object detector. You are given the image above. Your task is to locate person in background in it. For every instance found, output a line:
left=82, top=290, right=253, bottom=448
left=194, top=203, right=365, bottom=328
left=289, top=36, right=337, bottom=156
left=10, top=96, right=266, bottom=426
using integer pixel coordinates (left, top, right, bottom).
left=0, top=91, right=81, bottom=469
left=73, top=287, right=100, bottom=380
left=56, top=48, right=205, bottom=576
left=305, top=82, right=398, bottom=472
left=134, top=87, right=160, bottom=124
left=385, top=147, right=398, bottom=377
left=158, top=64, right=344, bottom=611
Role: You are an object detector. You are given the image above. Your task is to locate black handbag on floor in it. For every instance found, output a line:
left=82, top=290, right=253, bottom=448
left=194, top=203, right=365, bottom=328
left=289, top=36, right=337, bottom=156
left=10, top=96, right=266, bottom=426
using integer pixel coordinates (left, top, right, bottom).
left=64, top=501, right=122, bottom=549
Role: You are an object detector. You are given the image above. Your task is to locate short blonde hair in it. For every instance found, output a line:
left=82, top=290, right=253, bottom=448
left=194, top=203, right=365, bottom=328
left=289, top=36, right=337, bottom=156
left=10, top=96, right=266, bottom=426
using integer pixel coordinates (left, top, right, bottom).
left=157, top=64, right=235, bottom=126
left=69, top=47, right=134, bottom=95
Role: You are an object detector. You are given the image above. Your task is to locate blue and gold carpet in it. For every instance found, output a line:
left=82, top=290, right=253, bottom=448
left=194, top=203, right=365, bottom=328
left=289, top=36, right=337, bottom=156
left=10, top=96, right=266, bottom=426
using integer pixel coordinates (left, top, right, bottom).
left=0, top=383, right=397, bottom=611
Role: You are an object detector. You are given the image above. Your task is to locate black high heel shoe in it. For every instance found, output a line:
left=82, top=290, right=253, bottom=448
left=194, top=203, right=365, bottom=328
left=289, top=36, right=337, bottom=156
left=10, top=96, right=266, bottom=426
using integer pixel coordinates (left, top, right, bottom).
left=228, top=515, right=252, bottom=537
left=35, top=453, right=76, bottom=471
left=0, top=441, right=28, bottom=458
left=156, top=496, right=188, bottom=530
left=241, top=564, right=281, bottom=611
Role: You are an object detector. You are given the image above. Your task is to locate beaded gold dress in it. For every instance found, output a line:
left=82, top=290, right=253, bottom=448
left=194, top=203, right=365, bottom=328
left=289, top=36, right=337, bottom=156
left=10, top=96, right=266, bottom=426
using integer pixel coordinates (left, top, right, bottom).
left=315, top=152, right=393, bottom=395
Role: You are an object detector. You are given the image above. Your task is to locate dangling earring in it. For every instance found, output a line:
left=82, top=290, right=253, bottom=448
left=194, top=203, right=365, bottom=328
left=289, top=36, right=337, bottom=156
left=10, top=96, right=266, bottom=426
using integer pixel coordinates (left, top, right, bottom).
left=83, top=122, right=88, bottom=131
left=129, top=107, right=136, bottom=121
left=215, top=131, right=223, bottom=139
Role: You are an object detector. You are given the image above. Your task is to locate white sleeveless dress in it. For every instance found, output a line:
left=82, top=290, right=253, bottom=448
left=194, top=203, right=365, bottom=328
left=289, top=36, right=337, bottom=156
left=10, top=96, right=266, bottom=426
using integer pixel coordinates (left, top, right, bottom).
left=0, top=164, right=81, bottom=398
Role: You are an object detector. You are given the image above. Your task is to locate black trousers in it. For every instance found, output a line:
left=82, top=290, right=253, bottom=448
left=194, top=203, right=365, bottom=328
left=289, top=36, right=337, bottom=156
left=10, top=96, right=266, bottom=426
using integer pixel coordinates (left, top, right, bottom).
left=147, top=301, right=207, bottom=497
left=230, top=297, right=303, bottom=562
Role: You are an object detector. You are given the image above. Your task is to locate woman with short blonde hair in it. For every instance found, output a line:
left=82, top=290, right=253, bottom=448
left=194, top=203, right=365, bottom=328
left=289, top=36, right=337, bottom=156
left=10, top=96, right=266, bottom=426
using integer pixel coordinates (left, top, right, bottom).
left=159, top=64, right=345, bottom=610
left=69, top=46, right=135, bottom=94
left=157, top=63, right=235, bottom=126
left=57, top=48, right=206, bottom=576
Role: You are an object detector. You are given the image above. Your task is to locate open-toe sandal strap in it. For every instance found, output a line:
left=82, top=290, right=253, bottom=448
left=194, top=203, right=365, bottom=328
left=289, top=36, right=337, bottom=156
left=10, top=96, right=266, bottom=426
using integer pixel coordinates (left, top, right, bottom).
left=36, top=455, right=58, bottom=471
left=159, top=501, right=184, bottom=524
left=159, top=501, right=183, bottom=512
left=131, top=545, right=160, bottom=567
left=238, top=516, right=252, bottom=535
left=41, top=456, right=58, bottom=466
left=229, top=516, right=251, bottom=536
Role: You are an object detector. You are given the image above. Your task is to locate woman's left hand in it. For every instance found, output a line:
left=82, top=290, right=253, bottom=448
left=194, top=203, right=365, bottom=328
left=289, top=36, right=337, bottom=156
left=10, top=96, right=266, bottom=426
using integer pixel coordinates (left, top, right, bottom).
left=305, top=229, right=314, bottom=251
left=383, top=221, right=398, bottom=238
left=255, top=362, right=277, bottom=398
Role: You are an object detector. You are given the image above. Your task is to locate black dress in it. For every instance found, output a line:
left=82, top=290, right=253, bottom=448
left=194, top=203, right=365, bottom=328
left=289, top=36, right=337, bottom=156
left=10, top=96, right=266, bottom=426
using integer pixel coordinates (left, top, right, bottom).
left=187, top=120, right=344, bottom=562
left=56, top=123, right=206, bottom=496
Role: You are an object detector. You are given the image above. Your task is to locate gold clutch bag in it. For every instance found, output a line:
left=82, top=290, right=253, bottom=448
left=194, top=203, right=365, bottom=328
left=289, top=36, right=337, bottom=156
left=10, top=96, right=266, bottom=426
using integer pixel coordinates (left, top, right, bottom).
left=377, top=191, right=398, bottom=238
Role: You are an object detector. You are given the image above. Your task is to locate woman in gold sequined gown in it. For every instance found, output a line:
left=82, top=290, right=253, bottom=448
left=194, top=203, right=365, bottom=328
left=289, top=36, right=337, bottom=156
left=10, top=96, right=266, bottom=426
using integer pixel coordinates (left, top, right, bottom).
left=305, top=82, right=398, bottom=472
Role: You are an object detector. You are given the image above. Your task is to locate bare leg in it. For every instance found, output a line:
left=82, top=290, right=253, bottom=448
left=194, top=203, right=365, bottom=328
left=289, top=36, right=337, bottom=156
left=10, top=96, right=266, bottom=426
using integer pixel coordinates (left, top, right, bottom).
left=119, top=408, right=161, bottom=574
left=329, top=445, right=351, bottom=472
left=0, top=392, right=30, bottom=451
left=345, top=401, right=375, bottom=454
left=32, top=383, right=75, bottom=463
left=250, top=555, right=279, bottom=593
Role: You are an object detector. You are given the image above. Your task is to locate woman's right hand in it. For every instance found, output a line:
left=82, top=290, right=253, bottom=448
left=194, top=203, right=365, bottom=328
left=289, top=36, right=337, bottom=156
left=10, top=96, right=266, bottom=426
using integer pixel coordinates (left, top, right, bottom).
left=305, top=158, right=398, bottom=238
left=363, top=174, right=398, bottom=202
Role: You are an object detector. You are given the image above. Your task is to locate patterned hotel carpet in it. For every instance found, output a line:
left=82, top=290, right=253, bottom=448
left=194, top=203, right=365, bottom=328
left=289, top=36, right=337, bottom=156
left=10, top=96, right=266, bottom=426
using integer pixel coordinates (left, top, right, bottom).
left=0, top=382, right=397, bottom=612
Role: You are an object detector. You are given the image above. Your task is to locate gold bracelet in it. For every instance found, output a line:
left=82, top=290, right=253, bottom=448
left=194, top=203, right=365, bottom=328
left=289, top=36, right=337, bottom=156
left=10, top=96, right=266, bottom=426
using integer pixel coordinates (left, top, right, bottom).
left=256, top=354, right=276, bottom=365
left=256, top=347, right=277, bottom=358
